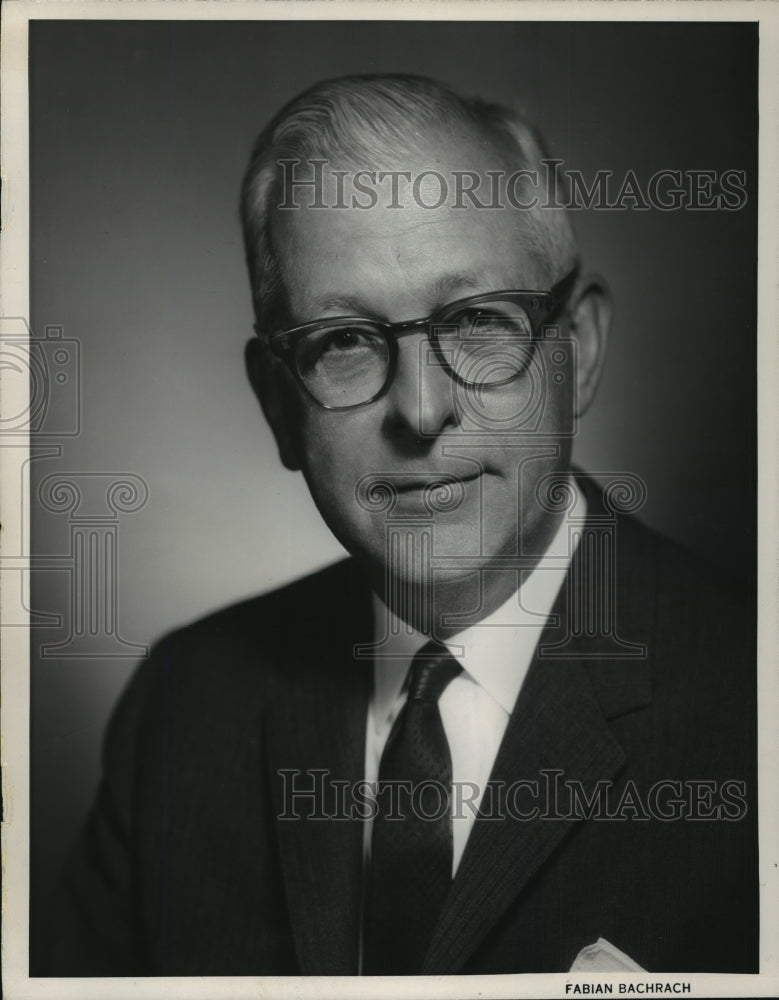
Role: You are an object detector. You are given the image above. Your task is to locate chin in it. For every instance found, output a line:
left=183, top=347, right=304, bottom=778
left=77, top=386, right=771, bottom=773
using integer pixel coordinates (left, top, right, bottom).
left=371, top=522, right=517, bottom=587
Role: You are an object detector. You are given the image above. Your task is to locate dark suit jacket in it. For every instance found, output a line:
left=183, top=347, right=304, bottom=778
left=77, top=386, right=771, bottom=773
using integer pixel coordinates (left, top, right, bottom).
left=40, top=508, right=758, bottom=976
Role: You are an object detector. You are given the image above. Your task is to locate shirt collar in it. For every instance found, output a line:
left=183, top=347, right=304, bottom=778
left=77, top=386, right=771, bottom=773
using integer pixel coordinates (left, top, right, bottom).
left=371, top=479, right=586, bottom=726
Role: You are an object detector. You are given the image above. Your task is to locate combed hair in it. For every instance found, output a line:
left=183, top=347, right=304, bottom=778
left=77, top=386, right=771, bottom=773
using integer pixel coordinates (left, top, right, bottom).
left=240, top=74, right=577, bottom=330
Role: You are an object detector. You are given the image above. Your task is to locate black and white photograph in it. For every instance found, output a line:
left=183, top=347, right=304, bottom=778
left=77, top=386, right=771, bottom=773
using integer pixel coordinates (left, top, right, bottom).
left=1, top=4, right=777, bottom=998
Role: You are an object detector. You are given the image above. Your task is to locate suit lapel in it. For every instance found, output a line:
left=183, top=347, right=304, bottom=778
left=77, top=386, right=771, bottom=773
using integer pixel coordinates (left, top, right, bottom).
left=423, top=498, right=655, bottom=974
left=422, top=642, right=628, bottom=973
left=264, top=565, right=373, bottom=975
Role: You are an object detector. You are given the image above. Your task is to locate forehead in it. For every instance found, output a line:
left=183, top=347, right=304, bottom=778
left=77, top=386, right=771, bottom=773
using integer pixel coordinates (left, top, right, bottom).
left=271, top=138, right=549, bottom=323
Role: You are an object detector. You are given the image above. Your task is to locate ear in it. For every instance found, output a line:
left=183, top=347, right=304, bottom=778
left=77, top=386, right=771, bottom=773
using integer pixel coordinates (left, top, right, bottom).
left=567, top=274, right=611, bottom=418
left=245, top=337, right=301, bottom=471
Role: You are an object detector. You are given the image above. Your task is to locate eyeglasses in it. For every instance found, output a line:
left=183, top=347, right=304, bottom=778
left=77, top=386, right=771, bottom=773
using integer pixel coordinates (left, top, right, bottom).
left=261, top=267, right=579, bottom=411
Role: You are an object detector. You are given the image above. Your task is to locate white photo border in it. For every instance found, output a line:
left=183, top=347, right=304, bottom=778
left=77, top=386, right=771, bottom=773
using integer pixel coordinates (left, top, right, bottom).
left=2, top=2, right=777, bottom=998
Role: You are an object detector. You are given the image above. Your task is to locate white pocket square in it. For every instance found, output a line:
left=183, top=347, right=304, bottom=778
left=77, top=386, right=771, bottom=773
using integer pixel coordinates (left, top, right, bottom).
left=569, top=937, right=646, bottom=972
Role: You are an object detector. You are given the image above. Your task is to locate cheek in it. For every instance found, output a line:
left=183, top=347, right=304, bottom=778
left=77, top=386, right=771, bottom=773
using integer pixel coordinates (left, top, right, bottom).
left=294, top=410, right=394, bottom=565
left=295, top=408, right=377, bottom=503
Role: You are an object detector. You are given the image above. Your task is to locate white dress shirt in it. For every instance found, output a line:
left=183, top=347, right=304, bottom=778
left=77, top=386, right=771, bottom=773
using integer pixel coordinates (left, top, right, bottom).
left=363, top=482, right=585, bottom=876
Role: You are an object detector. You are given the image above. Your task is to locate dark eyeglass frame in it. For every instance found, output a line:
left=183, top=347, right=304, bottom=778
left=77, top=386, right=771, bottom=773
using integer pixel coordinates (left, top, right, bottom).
left=257, top=266, right=580, bottom=411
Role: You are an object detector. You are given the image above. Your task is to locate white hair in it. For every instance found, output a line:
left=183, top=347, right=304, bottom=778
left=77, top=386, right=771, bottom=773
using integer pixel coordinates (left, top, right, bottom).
left=240, top=74, right=578, bottom=330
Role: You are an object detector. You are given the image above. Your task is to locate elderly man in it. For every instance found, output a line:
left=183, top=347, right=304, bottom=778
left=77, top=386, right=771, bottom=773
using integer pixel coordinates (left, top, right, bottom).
left=46, top=75, right=756, bottom=977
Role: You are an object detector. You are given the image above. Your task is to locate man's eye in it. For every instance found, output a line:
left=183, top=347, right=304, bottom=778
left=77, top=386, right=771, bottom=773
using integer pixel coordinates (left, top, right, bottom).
left=438, top=304, right=532, bottom=341
left=326, top=328, right=368, bottom=351
left=298, top=325, right=384, bottom=375
left=317, top=326, right=379, bottom=356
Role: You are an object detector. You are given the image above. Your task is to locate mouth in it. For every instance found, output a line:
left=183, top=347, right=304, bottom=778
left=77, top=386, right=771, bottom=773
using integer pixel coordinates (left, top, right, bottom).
left=391, top=471, right=483, bottom=494
left=356, top=470, right=486, bottom=515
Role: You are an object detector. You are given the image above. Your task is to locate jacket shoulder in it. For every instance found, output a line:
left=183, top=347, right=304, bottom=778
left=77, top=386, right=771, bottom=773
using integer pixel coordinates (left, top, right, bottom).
left=615, top=513, right=753, bottom=628
left=107, top=558, right=361, bottom=748
left=156, top=556, right=357, bottom=659
left=614, top=516, right=756, bottom=759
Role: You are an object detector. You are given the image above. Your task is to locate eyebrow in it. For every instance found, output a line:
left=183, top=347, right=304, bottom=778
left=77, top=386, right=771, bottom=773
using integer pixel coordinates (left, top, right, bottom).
left=311, top=271, right=491, bottom=320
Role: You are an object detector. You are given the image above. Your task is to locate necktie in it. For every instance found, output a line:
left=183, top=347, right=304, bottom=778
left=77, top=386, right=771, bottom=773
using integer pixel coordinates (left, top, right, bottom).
left=363, top=641, right=463, bottom=975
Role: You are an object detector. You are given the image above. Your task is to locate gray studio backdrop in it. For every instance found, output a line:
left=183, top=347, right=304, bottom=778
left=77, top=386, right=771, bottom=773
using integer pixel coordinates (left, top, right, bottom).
left=29, top=20, right=757, bottom=956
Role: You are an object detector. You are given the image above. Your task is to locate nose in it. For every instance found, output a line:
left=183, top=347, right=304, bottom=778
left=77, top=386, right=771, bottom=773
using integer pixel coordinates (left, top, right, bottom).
left=382, top=334, right=460, bottom=448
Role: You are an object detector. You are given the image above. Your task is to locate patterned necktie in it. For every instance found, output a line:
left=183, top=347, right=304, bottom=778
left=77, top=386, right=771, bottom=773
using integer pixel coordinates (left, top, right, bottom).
left=363, top=641, right=463, bottom=975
